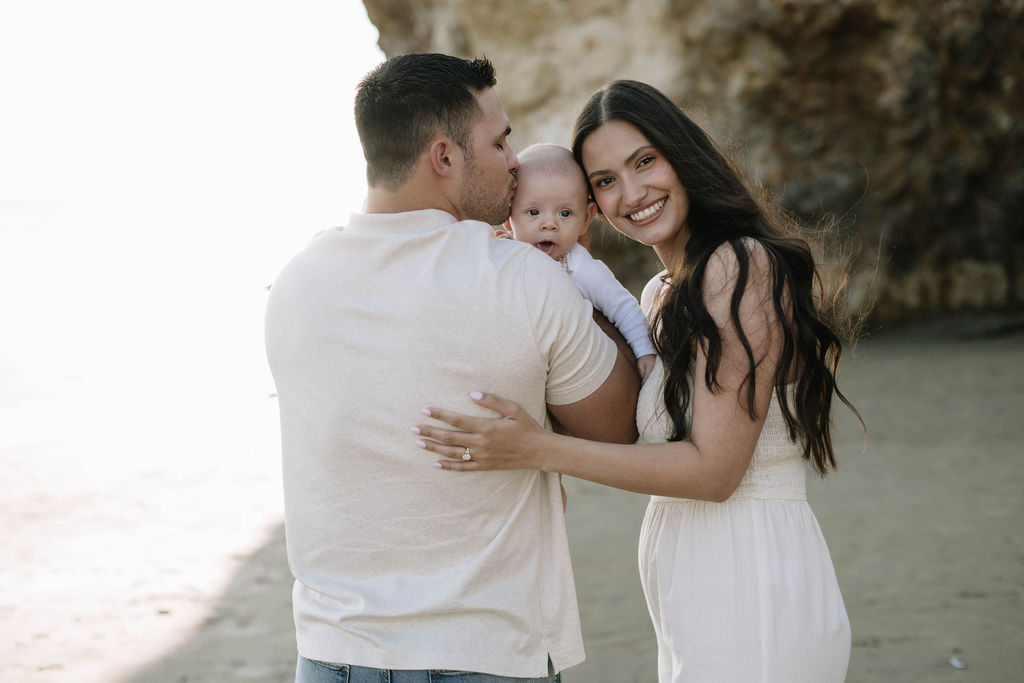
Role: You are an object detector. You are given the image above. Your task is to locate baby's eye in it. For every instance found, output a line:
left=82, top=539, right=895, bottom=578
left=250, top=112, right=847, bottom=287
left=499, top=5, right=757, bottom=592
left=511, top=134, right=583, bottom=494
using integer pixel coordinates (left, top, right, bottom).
left=527, top=208, right=540, bottom=216
left=559, top=210, right=572, bottom=218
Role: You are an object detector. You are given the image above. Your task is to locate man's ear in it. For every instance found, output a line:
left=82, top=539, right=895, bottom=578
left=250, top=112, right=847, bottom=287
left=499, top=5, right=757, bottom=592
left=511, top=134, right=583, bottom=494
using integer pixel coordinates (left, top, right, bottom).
left=428, top=137, right=458, bottom=177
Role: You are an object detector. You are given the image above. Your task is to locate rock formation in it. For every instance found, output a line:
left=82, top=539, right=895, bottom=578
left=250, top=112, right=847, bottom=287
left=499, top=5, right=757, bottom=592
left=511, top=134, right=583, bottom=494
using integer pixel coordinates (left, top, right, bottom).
left=362, top=0, right=1023, bottom=320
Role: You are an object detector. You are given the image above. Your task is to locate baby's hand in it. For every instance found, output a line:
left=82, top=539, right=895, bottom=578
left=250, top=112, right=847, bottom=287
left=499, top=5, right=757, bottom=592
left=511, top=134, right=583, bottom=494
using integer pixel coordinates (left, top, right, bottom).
left=494, top=228, right=513, bottom=240
left=637, top=354, right=657, bottom=382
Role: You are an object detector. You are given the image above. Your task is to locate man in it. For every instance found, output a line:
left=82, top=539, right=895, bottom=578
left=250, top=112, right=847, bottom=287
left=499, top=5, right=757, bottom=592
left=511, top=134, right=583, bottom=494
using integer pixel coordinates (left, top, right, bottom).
left=265, top=53, right=639, bottom=683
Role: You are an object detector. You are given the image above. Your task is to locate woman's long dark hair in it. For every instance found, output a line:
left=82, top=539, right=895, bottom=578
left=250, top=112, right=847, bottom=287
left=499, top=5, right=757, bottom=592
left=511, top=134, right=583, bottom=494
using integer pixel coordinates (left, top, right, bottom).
left=572, top=80, right=859, bottom=476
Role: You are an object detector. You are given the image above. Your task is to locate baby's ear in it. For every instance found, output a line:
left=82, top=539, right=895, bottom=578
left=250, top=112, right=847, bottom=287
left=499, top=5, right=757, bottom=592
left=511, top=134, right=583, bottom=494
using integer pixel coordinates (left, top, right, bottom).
left=577, top=224, right=591, bottom=251
left=577, top=200, right=597, bottom=250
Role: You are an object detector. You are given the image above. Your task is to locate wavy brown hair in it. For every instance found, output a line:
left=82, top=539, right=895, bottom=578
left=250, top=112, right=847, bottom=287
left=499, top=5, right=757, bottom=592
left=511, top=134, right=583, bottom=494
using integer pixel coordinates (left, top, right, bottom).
left=572, top=80, right=860, bottom=475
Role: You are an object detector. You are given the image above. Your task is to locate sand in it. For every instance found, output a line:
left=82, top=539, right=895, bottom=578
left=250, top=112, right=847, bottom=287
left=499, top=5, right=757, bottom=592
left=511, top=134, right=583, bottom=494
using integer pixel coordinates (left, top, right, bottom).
left=2, top=315, right=1022, bottom=682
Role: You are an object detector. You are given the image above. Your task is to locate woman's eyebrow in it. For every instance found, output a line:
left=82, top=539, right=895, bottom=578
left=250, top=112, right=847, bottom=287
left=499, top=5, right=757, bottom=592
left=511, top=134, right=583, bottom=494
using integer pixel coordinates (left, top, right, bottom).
left=587, top=146, right=654, bottom=180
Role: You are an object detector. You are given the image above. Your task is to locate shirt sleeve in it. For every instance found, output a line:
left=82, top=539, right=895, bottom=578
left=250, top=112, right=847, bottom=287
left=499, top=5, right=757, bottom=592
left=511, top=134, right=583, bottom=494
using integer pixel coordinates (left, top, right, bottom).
left=519, top=249, right=619, bottom=406
left=568, top=245, right=656, bottom=358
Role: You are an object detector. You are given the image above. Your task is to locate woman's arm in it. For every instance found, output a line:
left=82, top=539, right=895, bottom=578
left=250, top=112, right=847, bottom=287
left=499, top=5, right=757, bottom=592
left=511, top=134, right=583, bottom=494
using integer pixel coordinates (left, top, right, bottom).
left=415, top=242, right=784, bottom=502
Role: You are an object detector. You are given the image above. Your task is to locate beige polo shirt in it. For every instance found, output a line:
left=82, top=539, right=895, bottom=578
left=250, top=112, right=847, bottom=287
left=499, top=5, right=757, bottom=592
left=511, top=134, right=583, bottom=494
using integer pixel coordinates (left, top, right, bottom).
left=264, top=209, right=617, bottom=677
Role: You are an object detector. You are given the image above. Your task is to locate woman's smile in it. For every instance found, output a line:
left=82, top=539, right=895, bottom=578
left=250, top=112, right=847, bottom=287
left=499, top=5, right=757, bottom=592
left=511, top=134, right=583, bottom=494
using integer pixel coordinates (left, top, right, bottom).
left=627, top=197, right=667, bottom=224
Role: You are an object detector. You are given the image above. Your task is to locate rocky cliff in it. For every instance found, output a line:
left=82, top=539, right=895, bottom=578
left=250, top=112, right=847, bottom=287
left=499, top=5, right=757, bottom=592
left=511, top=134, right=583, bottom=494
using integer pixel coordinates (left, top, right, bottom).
left=362, top=0, right=1023, bottom=320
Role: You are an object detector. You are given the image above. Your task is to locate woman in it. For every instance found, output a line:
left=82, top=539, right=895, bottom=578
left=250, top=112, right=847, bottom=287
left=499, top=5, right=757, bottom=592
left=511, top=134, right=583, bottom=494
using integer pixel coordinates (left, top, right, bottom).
left=413, top=80, right=858, bottom=682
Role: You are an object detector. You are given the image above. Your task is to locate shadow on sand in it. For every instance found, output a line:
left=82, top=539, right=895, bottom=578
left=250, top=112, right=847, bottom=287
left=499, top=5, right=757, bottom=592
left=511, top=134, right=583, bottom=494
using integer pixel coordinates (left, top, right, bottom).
left=120, top=524, right=296, bottom=683
left=121, top=313, right=1024, bottom=683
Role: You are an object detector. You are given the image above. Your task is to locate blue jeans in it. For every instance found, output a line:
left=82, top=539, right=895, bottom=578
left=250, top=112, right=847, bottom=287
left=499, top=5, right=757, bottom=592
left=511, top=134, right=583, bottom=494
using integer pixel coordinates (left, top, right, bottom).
left=296, top=656, right=562, bottom=683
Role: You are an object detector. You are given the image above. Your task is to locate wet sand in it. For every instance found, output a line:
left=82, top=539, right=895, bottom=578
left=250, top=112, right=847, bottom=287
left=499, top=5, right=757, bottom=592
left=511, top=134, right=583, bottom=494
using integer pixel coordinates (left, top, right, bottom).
left=2, top=315, right=1022, bottom=682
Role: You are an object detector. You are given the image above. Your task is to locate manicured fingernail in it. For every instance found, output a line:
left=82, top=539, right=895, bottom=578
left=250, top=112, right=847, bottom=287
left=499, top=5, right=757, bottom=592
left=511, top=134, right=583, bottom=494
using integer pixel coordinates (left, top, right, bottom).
left=470, top=391, right=483, bottom=400
left=410, top=426, right=421, bottom=435
left=415, top=440, right=426, bottom=448
left=421, top=408, right=431, bottom=416
left=432, top=462, right=443, bottom=468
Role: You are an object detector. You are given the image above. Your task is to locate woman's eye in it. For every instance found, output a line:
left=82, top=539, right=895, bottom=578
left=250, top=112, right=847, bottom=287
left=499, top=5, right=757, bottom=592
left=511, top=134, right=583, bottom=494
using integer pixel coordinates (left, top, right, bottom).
left=594, top=177, right=612, bottom=188
left=637, top=155, right=655, bottom=169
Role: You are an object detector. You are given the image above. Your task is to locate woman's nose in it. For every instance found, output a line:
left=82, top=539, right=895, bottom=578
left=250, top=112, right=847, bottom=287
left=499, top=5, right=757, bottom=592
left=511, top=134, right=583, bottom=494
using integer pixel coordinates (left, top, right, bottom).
left=621, top=176, right=647, bottom=207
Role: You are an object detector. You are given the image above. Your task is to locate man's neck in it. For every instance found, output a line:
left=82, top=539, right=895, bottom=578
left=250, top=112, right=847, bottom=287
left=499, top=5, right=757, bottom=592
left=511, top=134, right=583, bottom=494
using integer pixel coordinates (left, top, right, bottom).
left=364, top=185, right=461, bottom=219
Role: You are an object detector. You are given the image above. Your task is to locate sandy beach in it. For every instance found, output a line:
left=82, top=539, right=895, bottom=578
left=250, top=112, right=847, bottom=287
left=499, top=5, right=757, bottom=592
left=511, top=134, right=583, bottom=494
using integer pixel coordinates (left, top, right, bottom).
left=2, top=314, right=1021, bottom=683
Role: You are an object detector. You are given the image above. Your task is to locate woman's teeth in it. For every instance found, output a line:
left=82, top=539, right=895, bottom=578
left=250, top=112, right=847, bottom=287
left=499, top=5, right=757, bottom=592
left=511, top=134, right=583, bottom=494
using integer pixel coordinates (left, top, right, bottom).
left=629, top=198, right=666, bottom=222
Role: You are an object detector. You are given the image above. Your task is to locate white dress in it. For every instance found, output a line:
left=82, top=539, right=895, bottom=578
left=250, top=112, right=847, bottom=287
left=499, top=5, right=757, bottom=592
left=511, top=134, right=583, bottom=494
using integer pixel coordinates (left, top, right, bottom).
left=636, top=358, right=851, bottom=682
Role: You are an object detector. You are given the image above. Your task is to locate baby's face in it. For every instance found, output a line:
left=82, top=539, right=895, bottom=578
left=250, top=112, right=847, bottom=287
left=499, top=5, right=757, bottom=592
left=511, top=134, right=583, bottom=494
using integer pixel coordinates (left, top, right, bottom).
left=507, top=170, right=592, bottom=261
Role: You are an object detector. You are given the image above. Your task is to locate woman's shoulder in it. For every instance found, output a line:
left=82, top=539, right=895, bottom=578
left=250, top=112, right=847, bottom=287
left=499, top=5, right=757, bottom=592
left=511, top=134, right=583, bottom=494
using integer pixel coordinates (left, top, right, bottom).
left=698, top=238, right=779, bottom=321
left=705, top=237, right=773, bottom=287
left=708, top=236, right=772, bottom=267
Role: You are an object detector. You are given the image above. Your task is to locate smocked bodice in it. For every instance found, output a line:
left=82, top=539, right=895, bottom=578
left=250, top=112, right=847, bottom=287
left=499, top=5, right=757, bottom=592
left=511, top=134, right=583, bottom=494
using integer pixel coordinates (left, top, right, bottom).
left=637, top=358, right=808, bottom=501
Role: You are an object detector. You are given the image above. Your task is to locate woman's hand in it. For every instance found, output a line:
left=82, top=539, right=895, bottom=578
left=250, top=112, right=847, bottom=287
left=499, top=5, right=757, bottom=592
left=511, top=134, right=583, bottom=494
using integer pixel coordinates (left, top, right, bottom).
left=412, top=391, right=552, bottom=471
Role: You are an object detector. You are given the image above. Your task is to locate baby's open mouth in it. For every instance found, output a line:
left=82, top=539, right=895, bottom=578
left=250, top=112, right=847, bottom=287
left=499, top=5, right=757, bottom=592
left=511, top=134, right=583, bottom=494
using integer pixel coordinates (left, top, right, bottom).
left=535, top=240, right=558, bottom=256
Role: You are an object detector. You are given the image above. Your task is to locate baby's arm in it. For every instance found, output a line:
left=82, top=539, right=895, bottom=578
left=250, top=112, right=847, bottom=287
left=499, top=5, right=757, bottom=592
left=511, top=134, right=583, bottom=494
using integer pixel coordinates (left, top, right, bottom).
left=567, top=246, right=656, bottom=379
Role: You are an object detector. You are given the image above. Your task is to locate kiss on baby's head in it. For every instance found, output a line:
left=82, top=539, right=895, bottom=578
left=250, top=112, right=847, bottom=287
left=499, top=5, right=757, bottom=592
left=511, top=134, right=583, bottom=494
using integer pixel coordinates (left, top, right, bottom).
left=505, top=144, right=596, bottom=262
left=503, top=144, right=658, bottom=380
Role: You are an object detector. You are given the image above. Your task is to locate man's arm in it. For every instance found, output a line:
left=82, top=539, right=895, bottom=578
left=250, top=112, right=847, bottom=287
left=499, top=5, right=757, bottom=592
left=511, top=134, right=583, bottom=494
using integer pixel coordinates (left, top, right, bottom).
left=592, top=308, right=638, bottom=370
left=547, top=310, right=640, bottom=444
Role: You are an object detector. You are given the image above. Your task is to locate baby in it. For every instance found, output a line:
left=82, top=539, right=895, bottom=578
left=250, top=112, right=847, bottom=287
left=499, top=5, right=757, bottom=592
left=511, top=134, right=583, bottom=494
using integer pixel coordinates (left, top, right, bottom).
left=505, top=143, right=656, bottom=380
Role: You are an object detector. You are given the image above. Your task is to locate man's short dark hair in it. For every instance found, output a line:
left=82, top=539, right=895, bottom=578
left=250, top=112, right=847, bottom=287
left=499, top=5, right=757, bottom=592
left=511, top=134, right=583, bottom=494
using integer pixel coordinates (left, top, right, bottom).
left=355, top=53, right=497, bottom=190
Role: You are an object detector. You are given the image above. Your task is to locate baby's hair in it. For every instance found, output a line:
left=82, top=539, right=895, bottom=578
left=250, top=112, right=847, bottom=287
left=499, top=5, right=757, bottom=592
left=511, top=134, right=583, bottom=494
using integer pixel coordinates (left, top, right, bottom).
left=518, top=143, right=573, bottom=159
left=517, top=143, right=590, bottom=196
